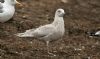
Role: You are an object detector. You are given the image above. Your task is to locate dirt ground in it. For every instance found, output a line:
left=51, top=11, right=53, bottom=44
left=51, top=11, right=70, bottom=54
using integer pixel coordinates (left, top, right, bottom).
left=0, top=0, right=100, bottom=59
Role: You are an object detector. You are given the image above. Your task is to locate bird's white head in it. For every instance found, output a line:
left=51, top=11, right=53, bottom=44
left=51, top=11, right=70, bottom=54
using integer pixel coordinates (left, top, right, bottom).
left=55, top=8, right=65, bottom=17
left=5, top=0, right=21, bottom=6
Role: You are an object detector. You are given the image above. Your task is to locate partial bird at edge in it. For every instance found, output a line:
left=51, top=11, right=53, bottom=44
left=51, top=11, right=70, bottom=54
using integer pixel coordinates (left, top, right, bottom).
left=0, top=0, right=22, bottom=23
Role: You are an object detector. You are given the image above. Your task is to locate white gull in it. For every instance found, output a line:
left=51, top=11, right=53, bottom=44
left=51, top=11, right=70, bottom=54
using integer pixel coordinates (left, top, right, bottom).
left=0, top=0, right=21, bottom=23
left=15, top=8, right=65, bottom=56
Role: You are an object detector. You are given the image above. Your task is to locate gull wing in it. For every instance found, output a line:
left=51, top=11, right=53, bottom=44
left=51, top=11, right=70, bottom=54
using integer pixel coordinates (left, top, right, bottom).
left=31, top=24, right=56, bottom=38
left=15, top=29, right=35, bottom=37
left=15, top=24, right=56, bottom=38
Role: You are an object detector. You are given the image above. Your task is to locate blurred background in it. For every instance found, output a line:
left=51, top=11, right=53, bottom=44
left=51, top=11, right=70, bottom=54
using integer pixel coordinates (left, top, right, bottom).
left=0, top=0, right=100, bottom=59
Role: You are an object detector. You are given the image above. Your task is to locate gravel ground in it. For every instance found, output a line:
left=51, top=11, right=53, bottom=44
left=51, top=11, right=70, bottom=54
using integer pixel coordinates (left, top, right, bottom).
left=0, top=0, right=100, bottom=59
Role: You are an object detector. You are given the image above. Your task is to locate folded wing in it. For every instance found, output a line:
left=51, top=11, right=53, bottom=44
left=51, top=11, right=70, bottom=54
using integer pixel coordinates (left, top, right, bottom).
left=31, top=24, right=56, bottom=38
left=15, top=24, right=56, bottom=38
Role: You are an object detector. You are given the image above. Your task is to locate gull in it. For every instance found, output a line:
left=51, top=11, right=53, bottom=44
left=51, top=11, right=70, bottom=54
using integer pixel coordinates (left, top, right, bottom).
left=88, top=30, right=100, bottom=37
left=91, top=31, right=100, bottom=36
left=95, top=31, right=100, bottom=36
left=0, top=0, right=22, bottom=23
left=15, top=8, right=65, bottom=56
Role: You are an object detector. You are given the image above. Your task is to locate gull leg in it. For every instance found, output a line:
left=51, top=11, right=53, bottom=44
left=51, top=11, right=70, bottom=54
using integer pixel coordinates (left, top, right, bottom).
left=46, top=41, right=49, bottom=53
left=46, top=41, right=56, bottom=56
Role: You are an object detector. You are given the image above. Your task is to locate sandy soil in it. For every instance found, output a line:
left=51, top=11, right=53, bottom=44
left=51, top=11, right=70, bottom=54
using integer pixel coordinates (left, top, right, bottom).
left=0, top=0, right=100, bottom=59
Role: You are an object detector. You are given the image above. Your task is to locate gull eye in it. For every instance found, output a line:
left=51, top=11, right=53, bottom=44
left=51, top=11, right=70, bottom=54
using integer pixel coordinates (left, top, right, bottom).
left=58, top=10, right=61, bottom=13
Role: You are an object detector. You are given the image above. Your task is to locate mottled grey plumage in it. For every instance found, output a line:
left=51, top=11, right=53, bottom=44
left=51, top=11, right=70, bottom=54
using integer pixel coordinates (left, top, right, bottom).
left=0, top=2, right=3, bottom=13
left=16, top=8, right=65, bottom=40
left=15, top=8, right=65, bottom=56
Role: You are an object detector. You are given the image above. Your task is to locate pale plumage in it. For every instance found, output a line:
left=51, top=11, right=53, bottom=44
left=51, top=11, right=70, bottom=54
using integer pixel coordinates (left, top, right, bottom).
left=16, top=8, right=65, bottom=42
left=95, top=31, right=100, bottom=36
left=88, top=30, right=100, bottom=37
left=0, top=0, right=21, bottom=23
left=15, top=8, right=65, bottom=56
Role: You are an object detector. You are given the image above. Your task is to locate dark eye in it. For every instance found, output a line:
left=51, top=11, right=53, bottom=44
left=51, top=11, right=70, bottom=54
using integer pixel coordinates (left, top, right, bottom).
left=58, top=10, right=61, bottom=13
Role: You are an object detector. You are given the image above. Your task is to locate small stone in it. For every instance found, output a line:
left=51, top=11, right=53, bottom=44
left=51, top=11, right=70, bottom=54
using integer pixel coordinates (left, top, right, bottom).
left=61, top=0, right=68, bottom=3
left=22, top=15, right=28, bottom=19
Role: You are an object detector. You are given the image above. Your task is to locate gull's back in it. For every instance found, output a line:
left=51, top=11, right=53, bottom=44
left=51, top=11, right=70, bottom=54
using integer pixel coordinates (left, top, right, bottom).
left=32, top=24, right=59, bottom=41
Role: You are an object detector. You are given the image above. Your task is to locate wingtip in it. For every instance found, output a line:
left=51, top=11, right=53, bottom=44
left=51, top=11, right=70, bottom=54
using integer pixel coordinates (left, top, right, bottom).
left=14, top=33, right=24, bottom=37
left=87, top=31, right=100, bottom=37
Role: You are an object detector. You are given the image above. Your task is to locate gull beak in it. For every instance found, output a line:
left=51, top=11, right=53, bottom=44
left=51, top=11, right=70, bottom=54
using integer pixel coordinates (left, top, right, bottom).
left=16, top=0, right=23, bottom=6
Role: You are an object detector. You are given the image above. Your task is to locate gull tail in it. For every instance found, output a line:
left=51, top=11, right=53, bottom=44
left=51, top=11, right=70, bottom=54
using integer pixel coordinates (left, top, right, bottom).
left=15, top=29, right=35, bottom=37
left=15, top=33, right=27, bottom=37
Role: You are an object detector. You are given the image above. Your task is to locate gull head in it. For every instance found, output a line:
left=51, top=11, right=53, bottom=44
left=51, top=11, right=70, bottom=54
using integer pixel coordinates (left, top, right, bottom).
left=55, top=8, right=65, bottom=17
left=5, top=0, right=22, bottom=6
